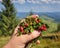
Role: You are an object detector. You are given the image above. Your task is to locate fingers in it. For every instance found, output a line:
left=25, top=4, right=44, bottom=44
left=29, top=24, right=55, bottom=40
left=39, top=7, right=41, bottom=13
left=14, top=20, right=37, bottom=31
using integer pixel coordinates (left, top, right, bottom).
left=13, top=26, right=19, bottom=36
left=24, top=30, right=41, bottom=43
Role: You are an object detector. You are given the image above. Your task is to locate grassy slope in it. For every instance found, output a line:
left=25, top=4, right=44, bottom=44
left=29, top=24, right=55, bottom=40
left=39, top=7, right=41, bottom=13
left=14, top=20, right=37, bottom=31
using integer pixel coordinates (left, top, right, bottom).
left=40, top=16, right=58, bottom=33
left=0, top=37, right=10, bottom=48
left=0, top=33, right=60, bottom=48
left=30, top=32, right=60, bottom=48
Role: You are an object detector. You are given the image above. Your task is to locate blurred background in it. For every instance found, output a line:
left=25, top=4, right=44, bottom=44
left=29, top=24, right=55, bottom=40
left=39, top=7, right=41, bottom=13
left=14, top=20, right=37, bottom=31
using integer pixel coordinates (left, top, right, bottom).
left=0, top=0, right=60, bottom=48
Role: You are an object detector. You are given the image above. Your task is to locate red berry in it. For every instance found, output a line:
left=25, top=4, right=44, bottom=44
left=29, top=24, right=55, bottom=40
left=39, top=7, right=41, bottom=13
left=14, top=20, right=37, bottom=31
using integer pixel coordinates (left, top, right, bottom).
left=42, top=24, right=47, bottom=31
left=35, top=19, right=40, bottom=23
left=42, top=24, right=46, bottom=28
left=37, top=20, right=40, bottom=22
left=20, top=26, right=24, bottom=32
left=35, top=20, right=39, bottom=23
left=36, top=40, right=40, bottom=44
left=38, top=24, right=47, bottom=31
left=39, top=26, right=44, bottom=30
left=25, top=23, right=28, bottom=27
left=43, top=28, right=47, bottom=31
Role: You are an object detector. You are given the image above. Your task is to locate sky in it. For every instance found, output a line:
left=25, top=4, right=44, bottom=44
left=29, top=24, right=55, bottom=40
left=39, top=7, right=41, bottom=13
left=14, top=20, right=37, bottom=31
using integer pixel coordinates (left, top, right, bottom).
left=0, top=0, right=60, bottom=12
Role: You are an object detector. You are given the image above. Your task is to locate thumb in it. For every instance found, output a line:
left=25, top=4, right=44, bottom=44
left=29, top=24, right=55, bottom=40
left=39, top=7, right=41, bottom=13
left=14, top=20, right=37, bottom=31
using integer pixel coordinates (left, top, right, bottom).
left=13, top=26, right=19, bottom=36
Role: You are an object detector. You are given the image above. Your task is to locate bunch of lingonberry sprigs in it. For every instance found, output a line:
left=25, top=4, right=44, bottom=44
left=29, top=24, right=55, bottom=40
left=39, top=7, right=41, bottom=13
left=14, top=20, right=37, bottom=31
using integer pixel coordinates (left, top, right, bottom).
left=19, top=15, right=48, bottom=34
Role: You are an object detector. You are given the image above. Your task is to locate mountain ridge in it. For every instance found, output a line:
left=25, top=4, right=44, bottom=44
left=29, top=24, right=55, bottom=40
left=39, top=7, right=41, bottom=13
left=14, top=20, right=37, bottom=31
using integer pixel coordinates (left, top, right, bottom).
left=16, top=12, right=60, bottom=22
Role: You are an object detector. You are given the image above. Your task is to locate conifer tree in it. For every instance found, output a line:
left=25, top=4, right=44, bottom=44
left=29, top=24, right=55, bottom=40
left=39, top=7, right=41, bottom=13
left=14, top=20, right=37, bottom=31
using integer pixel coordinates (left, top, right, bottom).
left=0, top=0, right=18, bottom=36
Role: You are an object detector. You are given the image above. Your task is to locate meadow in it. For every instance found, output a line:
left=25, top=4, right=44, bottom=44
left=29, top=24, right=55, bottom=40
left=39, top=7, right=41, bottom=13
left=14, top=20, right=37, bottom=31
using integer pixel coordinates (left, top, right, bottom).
left=0, top=32, right=60, bottom=48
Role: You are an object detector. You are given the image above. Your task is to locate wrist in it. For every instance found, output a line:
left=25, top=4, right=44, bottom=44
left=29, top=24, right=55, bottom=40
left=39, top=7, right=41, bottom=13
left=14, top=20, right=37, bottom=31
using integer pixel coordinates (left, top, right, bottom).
left=3, top=42, right=25, bottom=48
left=3, top=42, right=11, bottom=48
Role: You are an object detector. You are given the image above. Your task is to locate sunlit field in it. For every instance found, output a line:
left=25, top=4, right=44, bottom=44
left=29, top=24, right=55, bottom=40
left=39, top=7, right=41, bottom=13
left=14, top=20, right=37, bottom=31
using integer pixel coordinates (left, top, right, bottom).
left=0, top=32, right=60, bottom=48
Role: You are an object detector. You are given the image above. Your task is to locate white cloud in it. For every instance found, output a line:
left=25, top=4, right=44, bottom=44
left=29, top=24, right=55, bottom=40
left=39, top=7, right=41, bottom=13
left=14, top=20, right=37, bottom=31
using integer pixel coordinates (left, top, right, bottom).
left=27, top=0, right=60, bottom=4
left=18, top=0, right=26, bottom=4
left=27, top=0, right=31, bottom=3
left=41, top=0, right=60, bottom=4
left=27, top=0, right=36, bottom=4
left=12, top=0, right=26, bottom=4
left=0, top=0, right=2, bottom=2
left=51, top=0, right=60, bottom=4
left=27, top=0, right=41, bottom=4
left=41, top=0, right=51, bottom=3
left=12, top=0, right=18, bottom=3
left=0, top=0, right=60, bottom=4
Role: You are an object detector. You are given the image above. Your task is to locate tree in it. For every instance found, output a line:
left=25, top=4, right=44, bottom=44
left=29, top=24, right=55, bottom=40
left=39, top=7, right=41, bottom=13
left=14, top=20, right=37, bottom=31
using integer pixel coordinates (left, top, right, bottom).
left=0, top=0, right=18, bottom=36
left=2, top=0, right=16, bottom=17
left=29, top=11, right=34, bottom=16
left=29, top=9, right=34, bottom=16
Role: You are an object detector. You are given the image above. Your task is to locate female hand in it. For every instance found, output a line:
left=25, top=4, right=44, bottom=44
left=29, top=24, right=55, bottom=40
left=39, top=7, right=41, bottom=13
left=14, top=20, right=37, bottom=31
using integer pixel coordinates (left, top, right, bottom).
left=3, top=26, right=41, bottom=48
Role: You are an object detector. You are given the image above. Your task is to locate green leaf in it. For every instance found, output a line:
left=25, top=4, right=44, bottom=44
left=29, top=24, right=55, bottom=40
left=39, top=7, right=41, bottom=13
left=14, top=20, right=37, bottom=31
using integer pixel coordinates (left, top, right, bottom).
left=30, top=28, right=34, bottom=32
left=38, top=23, right=41, bottom=26
left=42, top=31, right=46, bottom=35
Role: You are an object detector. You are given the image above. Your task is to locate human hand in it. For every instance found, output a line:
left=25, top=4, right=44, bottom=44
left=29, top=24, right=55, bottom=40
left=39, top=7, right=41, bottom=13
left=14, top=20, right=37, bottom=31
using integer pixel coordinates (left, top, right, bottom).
left=3, top=26, right=41, bottom=48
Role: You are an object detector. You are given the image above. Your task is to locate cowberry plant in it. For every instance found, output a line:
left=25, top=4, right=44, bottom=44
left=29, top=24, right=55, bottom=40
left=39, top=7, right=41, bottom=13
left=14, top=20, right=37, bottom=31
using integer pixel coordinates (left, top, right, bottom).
left=19, top=15, right=49, bottom=34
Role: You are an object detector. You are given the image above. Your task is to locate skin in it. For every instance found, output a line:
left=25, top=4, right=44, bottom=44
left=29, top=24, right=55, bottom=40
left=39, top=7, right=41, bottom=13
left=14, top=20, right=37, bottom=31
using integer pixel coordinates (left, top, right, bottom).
left=3, top=26, right=41, bottom=48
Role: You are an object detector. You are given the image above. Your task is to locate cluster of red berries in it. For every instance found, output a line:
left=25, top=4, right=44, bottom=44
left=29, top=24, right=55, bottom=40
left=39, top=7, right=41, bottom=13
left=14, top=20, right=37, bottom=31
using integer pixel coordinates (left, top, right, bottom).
left=38, top=24, right=47, bottom=31
left=19, top=15, right=48, bottom=34
left=19, top=23, right=29, bottom=32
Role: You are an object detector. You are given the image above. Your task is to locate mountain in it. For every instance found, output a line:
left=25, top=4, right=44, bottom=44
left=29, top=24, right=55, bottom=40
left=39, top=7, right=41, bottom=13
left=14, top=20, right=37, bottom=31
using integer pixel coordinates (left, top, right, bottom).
left=16, top=12, right=60, bottom=22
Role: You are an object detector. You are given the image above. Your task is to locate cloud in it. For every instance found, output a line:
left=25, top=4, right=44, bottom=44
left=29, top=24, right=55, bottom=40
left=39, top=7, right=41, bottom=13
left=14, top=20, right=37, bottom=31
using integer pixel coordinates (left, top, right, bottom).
left=0, top=0, right=60, bottom=4
left=51, top=0, right=60, bottom=4
left=41, top=0, right=51, bottom=3
left=11, top=0, right=26, bottom=4
left=12, top=0, right=18, bottom=3
left=27, top=0, right=60, bottom=4
left=27, top=0, right=48, bottom=4
left=18, top=0, right=26, bottom=4
left=27, top=0, right=41, bottom=4
left=0, top=0, right=2, bottom=2
left=41, top=0, right=60, bottom=4
left=27, top=0, right=36, bottom=4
